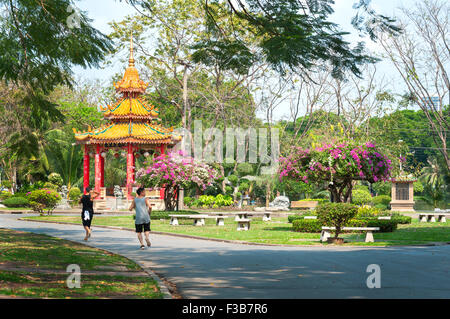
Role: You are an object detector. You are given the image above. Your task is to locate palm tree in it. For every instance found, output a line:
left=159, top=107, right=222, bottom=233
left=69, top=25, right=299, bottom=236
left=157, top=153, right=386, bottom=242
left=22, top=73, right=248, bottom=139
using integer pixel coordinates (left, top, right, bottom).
left=420, top=157, right=446, bottom=207
left=45, top=130, right=83, bottom=189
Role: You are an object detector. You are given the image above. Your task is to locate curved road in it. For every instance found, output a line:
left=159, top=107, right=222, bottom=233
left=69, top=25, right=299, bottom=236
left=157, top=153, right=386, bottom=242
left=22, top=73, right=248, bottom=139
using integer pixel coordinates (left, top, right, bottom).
left=1, top=214, right=449, bottom=299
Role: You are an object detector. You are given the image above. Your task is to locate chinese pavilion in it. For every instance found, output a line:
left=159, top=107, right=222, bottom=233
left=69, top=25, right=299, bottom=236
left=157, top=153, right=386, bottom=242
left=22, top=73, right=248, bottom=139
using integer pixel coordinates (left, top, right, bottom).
left=74, top=37, right=181, bottom=201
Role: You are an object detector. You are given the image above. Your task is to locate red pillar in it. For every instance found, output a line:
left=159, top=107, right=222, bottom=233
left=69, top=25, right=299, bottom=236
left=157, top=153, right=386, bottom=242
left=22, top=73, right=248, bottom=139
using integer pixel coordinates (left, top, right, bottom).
left=83, top=145, right=90, bottom=194
left=94, top=145, right=101, bottom=198
left=126, top=143, right=134, bottom=199
left=100, top=150, right=105, bottom=188
left=159, top=144, right=166, bottom=199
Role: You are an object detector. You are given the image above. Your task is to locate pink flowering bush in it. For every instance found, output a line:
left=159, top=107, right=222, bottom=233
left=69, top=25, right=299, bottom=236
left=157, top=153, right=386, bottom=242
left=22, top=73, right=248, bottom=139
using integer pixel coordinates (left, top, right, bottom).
left=279, top=142, right=392, bottom=203
left=27, top=188, right=61, bottom=215
left=136, top=151, right=220, bottom=211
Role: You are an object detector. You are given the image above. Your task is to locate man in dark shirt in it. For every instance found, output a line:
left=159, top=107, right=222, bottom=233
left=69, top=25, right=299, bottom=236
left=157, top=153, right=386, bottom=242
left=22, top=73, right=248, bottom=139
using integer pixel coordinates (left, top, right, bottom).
left=79, top=187, right=99, bottom=241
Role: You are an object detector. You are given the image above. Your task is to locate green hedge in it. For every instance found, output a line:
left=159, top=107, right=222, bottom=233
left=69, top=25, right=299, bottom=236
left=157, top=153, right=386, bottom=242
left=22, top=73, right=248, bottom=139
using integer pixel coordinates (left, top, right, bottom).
left=292, top=218, right=371, bottom=233
left=358, top=218, right=398, bottom=232
left=3, top=197, right=29, bottom=208
left=292, top=219, right=322, bottom=232
left=391, top=216, right=412, bottom=224
left=292, top=217, right=399, bottom=233
left=372, top=195, right=391, bottom=206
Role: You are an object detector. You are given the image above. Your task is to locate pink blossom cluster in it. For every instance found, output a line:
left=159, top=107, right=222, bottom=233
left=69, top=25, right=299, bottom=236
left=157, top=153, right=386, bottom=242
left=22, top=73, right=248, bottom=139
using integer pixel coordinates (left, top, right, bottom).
left=279, top=141, right=392, bottom=184
left=136, top=150, right=220, bottom=190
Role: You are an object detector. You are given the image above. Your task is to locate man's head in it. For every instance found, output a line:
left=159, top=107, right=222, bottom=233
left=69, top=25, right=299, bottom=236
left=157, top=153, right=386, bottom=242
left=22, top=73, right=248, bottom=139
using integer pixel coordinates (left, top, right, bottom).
left=85, top=187, right=91, bottom=193
left=136, top=187, right=145, bottom=197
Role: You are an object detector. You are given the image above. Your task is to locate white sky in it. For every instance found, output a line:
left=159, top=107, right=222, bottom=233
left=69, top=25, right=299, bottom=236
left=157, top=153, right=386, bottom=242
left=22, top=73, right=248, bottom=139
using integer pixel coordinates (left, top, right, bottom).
left=72, top=0, right=410, bottom=120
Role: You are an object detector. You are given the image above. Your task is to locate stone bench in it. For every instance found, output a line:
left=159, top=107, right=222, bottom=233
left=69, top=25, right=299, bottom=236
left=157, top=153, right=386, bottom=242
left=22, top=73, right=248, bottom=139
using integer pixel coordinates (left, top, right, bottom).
left=419, top=213, right=450, bottom=223
left=169, top=215, right=228, bottom=226
left=304, top=216, right=317, bottom=219
left=248, top=212, right=272, bottom=221
left=237, top=219, right=251, bottom=231
left=320, top=226, right=380, bottom=243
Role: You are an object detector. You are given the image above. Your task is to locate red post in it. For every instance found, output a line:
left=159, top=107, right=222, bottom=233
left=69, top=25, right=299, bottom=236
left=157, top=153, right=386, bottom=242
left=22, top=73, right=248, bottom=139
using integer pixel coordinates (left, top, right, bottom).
left=159, top=144, right=166, bottom=199
left=126, top=143, right=134, bottom=199
left=83, top=145, right=90, bottom=194
left=100, top=150, right=105, bottom=188
left=94, top=145, right=101, bottom=198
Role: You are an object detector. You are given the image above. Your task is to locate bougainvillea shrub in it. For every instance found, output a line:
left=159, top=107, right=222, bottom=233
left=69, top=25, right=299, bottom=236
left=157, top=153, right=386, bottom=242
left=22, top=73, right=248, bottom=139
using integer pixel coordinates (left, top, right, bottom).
left=279, top=142, right=392, bottom=202
left=136, top=151, right=220, bottom=211
left=27, top=188, right=61, bottom=215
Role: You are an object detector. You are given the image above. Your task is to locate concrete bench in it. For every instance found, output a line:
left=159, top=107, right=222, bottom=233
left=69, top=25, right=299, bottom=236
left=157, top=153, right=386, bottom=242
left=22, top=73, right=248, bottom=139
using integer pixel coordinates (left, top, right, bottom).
left=248, top=212, right=272, bottom=221
left=320, top=226, right=380, bottom=243
left=419, top=213, right=450, bottom=223
left=304, top=216, right=317, bottom=219
left=237, top=219, right=251, bottom=231
left=377, top=216, right=391, bottom=220
left=169, top=214, right=229, bottom=226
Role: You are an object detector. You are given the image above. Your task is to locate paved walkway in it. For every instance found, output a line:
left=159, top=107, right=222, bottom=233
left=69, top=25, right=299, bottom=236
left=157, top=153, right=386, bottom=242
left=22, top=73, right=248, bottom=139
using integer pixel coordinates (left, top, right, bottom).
left=1, top=214, right=449, bottom=299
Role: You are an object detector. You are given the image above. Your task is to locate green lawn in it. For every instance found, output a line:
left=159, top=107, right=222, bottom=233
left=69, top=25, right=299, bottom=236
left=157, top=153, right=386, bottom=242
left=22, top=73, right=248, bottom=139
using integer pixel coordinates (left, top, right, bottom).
left=22, top=214, right=450, bottom=246
left=0, top=228, right=164, bottom=299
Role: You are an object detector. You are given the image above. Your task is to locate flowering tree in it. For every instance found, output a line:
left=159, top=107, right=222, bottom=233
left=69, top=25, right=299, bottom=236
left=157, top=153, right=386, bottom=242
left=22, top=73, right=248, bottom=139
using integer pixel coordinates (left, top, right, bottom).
left=27, top=188, right=61, bottom=216
left=279, top=142, right=392, bottom=203
left=136, top=151, right=220, bottom=211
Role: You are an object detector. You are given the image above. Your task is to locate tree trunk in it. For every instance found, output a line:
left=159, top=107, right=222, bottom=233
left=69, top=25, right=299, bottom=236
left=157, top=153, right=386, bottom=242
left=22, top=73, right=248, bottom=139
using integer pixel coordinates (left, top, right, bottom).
left=164, top=186, right=179, bottom=211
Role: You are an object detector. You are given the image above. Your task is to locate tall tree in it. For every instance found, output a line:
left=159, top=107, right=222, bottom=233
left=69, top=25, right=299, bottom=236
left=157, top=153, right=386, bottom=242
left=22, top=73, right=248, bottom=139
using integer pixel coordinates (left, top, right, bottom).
left=0, top=0, right=112, bottom=122
left=379, top=0, right=450, bottom=172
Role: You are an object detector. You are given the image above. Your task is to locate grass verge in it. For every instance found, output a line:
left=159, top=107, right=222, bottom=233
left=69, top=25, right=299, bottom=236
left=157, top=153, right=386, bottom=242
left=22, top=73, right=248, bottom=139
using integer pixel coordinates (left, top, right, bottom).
left=0, top=228, right=163, bottom=299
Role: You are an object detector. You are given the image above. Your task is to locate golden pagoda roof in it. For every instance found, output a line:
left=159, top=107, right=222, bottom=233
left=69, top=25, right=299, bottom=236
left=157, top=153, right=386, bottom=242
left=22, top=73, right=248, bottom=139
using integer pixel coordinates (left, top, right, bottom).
left=100, top=97, right=159, bottom=119
left=113, top=35, right=149, bottom=93
left=73, top=122, right=181, bottom=145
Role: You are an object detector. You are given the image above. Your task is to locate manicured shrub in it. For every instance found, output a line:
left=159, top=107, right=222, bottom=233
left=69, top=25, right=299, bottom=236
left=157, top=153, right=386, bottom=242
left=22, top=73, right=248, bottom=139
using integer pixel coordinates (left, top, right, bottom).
left=357, top=218, right=398, bottom=232
left=68, top=187, right=81, bottom=200
left=372, top=195, right=391, bottom=207
left=225, top=186, right=233, bottom=195
left=236, top=162, right=253, bottom=176
left=3, top=197, right=29, bottom=208
left=214, top=194, right=233, bottom=207
left=288, top=215, right=304, bottom=223
left=148, top=210, right=200, bottom=220
left=0, top=190, right=12, bottom=201
left=48, top=173, right=63, bottom=187
left=391, top=216, right=412, bottom=224
left=292, top=219, right=322, bottom=233
left=68, top=187, right=81, bottom=207
left=1, top=180, right=12, bottom=189
left=288, top=212, right=317, bottom=223
left=43, top=182, right=58, bottom=190
left=184, top=196, right=193, bottom=207
left=227, top=175, right=238, bottom=185
left=387, top=212, right=412, bottom=224
left=238, top=182, right=249, bottom=193
left=351, top=189, right=372, bottom=206
left=374, top=203, right=388, bottom=210
left=27, top=189, right=61, bottom=215
left=356, top=205, right=382, bottom=218
left=316, top=203, right=358, bottom=239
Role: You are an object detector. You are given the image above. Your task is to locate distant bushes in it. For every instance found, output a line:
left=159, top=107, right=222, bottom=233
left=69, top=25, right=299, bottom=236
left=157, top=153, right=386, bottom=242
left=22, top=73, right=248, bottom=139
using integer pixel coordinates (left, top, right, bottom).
left=3, top=197, right=29, bottom=208
left=184, top=194, right=234, bottom=208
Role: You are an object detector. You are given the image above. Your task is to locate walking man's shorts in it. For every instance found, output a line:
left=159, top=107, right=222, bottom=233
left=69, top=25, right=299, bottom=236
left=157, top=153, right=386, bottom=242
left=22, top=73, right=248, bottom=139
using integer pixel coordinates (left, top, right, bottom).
left=135, top=222, right=151, bottom=233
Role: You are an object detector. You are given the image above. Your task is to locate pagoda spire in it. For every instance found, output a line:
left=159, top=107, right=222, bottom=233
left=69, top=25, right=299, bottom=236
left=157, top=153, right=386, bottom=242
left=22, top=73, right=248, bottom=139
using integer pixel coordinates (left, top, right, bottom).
left=129, top=32, right=135, bottom=67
